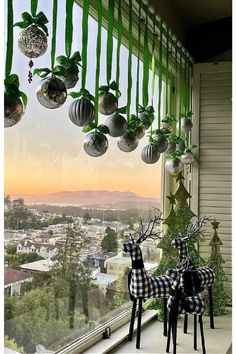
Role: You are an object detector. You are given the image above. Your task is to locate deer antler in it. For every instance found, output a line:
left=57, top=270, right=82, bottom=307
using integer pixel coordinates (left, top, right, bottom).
left=183, top=215, right=213, bottom=241
left=136, top=214, right=163, bottom=244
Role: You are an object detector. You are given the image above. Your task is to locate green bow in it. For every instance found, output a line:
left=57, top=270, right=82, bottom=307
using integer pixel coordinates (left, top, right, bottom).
left=68, top=88, right=95, bottom=102
left=4, top=74, right=28, bottom=108
left=98, top=81, right=121, bottom=97
left=152, top=127, right=170, bottom=136
left=180, top=111, right=193, bottom=119
left=162, top=114, right=177, bottom=124
left=34, top=65, right=66, bottom=78
left=82, top=124, right=109, bottom=134
left=14, top=11, right=49, bottom=35
left=56, top=51, right=82, bottom=75
left=126, top=114, right=143, bottom=132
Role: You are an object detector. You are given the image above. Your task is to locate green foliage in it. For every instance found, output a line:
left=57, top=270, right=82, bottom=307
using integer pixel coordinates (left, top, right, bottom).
left=83, top=212, right=91, bottom=225
left=6, top=243, right=17, bottom=255
left=5, top=252, right=44, bottom=267
left=14, top=11, right=49, bottom=35
left=101, top=227, right=118, bottom=253
left=4, top=336, right=24, bottom=354
left=4, top=74, right=27, bottom=108
left=110, top=276, right=125, bottom=310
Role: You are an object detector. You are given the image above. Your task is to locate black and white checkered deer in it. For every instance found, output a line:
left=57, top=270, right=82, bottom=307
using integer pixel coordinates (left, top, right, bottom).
left=168, top=216, right=215, bottom=333
left=123, top=214, right=172, bottom=349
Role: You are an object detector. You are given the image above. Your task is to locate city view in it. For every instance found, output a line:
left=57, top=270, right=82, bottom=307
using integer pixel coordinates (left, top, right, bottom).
left=4, top=191, right=161, bottom=353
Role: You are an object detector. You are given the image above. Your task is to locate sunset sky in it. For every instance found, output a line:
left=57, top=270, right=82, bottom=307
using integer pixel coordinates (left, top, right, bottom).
left=4, top=0, right=163, bottom=198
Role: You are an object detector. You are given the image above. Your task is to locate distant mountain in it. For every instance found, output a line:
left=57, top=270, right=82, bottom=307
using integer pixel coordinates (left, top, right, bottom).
left=11, top=190, right=160, bottom=210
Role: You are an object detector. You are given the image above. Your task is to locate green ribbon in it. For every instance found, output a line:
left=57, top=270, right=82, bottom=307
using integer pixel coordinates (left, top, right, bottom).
left=178, top=52, right=182, bottom=135
left=31, top=0, right=38, bottom=17
left=165, top=28, right=169, bottom=115
left=151, top=16, right=156, bottom=106
left=174, top=42, right=178, bottom=132
left=5, top=0, right=13, bottom=78
left=116, top=0, right=122, bottom=99
left=142, top=7, right=149, bottom=108
left=51, top=0, right=58, bottom=69
left=65, top=0, right=74, bottom=58
left=158, top=21, right=163, bottom=129
left=126, top=0, right=132, bottom=122
left=81, top=0, right=89, bottom=90
left=14, top=11, right=49, bottom=35
left=135, top=2, right=141, bottom=115
left=106, top=0, right=115, bottom=86
left=4, top=74, right=28, bottom=108
left=95, top=0, right=102, bottom=125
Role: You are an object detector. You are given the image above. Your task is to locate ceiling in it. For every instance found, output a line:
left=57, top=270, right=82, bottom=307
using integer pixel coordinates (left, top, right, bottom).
left=147, top=0, right=232, bottom=61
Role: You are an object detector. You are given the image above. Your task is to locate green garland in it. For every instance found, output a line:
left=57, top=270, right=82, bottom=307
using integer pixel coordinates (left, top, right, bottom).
left=126, top=0, right=133, bottom=122
left=81, top=0, right=89, bottom=90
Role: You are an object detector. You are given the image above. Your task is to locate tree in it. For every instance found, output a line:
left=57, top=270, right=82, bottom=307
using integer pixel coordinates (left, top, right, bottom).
left=101, top=227, right=118, bottom=253
left=4, top=336, right=24, bottom=354
left=83, top=212, right=91, bottom=225
left=6, top=244, right=17, bottom=255
left=207, top=219, right=229, bottom=315
left=4, top=195, right=11, bottom=206
left=4, top=252, right=44, bottom=267
left=110, top=276, right=125, bottom=310
left=51, top=225, right=93, bottom=328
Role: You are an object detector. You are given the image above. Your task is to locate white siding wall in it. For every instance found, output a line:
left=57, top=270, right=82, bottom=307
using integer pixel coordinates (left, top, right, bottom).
left=192, top=62, right=232, bottom=297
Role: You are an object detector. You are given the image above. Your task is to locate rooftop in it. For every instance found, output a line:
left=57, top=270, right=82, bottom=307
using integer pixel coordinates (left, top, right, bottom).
left=20, top=259, right=55, bottom=272
left=4, top=267, right=32, bottom=285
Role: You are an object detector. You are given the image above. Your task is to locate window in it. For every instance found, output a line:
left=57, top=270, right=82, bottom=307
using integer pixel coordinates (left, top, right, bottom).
left=4, top=1, right=164, bottom=353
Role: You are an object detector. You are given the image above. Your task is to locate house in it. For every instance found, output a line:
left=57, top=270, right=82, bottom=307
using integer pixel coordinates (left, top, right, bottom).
left=20, top=259, right=55, bottom=273
left=4, top=267, right=33, bottom=296
left=16, top=240, right=61, bottom=260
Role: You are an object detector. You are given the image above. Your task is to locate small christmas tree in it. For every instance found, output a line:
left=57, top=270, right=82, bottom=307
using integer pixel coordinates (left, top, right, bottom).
left=208, top=219, right=229, bottom=315
left=173, top=172, right=205, bottom=267
left=144, top=192, right=179, bottom=320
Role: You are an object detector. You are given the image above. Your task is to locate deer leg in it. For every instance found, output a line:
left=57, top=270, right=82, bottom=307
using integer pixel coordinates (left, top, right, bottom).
left=136, top=299, right=142, bottom=349
left=163, top=298, right=168, bottom=337
left=166, top=319, right=172, bottom=353
left=184, top=314, right=188, bottom=334
left=128, top=299, right=137, bottom=341
left=172, top=320, right=177, bottom=354
left=194, top=314, right=197, bottom=350
left=199, top=315, right=206, bottom=354
left=208, top=286, right=214, bottom=329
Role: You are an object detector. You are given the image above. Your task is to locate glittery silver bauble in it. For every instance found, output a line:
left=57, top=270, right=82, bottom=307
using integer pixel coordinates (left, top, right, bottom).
left=36, top=77, right=67, bottom=109
left=181, top=152, right=194, bottom=164
left=105, top=113, right=127, bottom=137
left=117, top=131, right=139, bottom=152
left=153, top=134, right=168, bottom=153
left=181, top=118, right=193, bottom=133
left=165, top=159, right=184, bottom=174
left=4, top=94, right=24, bottom=128
left=167, top=142, right=176, bottom=154
left=138, top=112, right=152, bottom=129
left=69, top=98, right=94, bottom=127
left=141, top=145, right=160, bottom=164
left=83, top=132, right=109, bottom=157
left=18, top=25, right=48, bottom=58
left=98, top=93, right=118, bottom=115
left=176, top=139, right=186, bottom=152
left=61, top=72, right=79, bottom=89
left=135, top=125, right=146, bottom=139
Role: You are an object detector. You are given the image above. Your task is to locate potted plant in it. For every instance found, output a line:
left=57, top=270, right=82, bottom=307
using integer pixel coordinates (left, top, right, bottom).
left=181, top=144, right=197, bottom=164
left=4, top=74, right=27, bottom=128
left=181, top=111, right=193, bottom=133
left=165, top=151, right=184, bottom=174
left=55, top=51, right=82, bottom=89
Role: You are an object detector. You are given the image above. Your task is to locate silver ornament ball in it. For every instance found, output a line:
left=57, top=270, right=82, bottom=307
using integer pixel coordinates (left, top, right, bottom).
left=181, top=118, right=193, bottom=133
left=18, top=25, right=48, bottom=58
left=181, top=152, right=194, bottom=164
left=83, top=131, right=109, bottom=157
left=98, top=93, right=118, bottom=115
left=36, top=77, right=67, bottom=109
left=4, top=94, right=24, bottom=128
left=69, top=98, right=94, bottom=127
left=117, top=131, right=139, bottom=152
left=105, top=113, right=127, bottom=137
left=135, top=125, right=146, bottom=139
left=165, top=159, right=184, bottom=174
left=141, top=145, right=160, bottom=164
left=153, top=134, right=168, bottom=153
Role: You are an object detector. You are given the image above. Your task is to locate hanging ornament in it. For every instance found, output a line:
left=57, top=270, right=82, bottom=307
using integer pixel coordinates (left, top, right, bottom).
left=69, top=96, right=95, bottom=127
left=181, top=112, right=193, bottom=133
left=181, top=152, right=194, bottom=164
left=105, top=113, right=127, bottom=138
left=141, top=144, right=160, bottom=164
left=36, top=77, right=67, bottom=109
left=4, top=74, right=27, bottom=128
left=56, top=52, right=81, bottom=89
left=98, top=81, right=119, bottom=115
left=166, top=134, right=179, bottom=153
left=135, top=125, right=146, bottom=139
left=15, top=8, right=49, bottom=82
left=176, top=138, right=186, bottom=152
left=138, top=105, right=155, bottom=130
left=152, top=129, right=168, bottom=153
left=83, top=131, right=108, bottom=157
left=117, top=131, right=139, bottom=152
left=161, top=114, right=177, bottom=132
left=165, top=158, right=184, bottom=174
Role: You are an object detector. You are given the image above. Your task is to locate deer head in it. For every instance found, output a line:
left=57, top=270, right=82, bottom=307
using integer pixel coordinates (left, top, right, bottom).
left=123, top=212, right=163, bottom=261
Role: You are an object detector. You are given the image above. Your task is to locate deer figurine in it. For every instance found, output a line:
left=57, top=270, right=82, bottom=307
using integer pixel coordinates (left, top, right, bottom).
left=123, top=213, right=172, bottom=349
left=168, top=216, right=215, bottom=338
